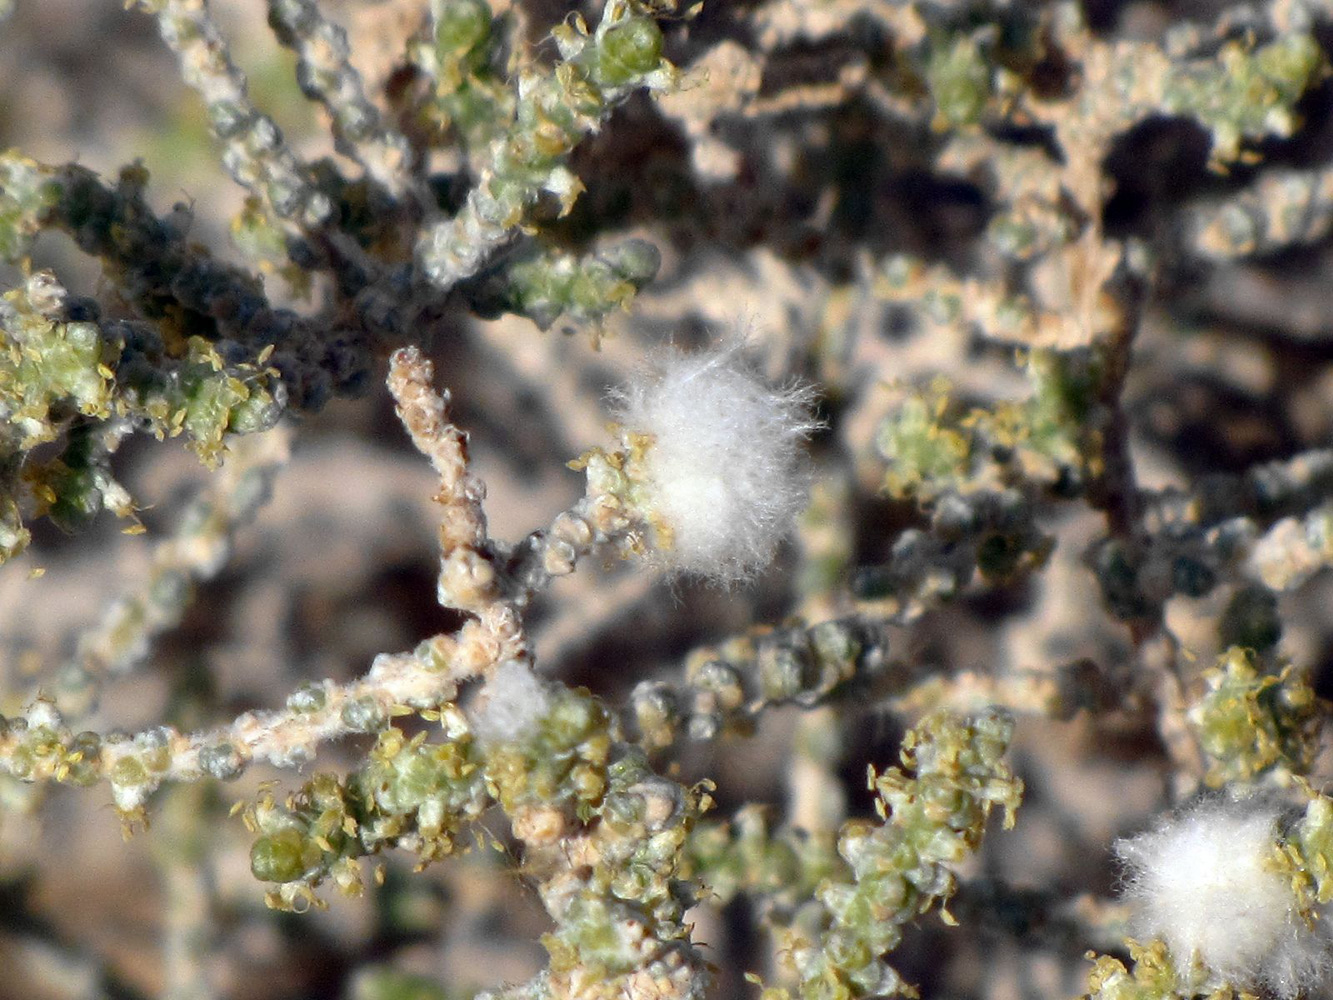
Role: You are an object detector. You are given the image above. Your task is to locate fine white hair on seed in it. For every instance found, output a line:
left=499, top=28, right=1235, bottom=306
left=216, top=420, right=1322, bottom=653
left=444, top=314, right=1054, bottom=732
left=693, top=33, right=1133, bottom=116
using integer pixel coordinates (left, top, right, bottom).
left=612, top=340, right=819, bottom=584
left=468, top=660, right=551, bottom=744
left=1116, top=798, right=1332, bottom=998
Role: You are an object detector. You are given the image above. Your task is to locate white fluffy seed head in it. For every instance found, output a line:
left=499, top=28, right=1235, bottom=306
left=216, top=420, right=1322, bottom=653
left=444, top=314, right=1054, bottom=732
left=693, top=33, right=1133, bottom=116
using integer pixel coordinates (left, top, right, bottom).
left=612, top=343, right=818, bottom=584
left=468, top=660, right=551, bottom=744
left=1116, top=799, right=1330, bottom=998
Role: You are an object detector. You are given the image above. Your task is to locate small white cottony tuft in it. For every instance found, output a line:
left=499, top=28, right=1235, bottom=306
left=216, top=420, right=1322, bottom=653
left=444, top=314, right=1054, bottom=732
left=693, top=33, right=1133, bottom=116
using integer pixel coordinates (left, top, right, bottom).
left=613, top=342, right=818, bottom=583
left=1116, top=799, right=1331, bottom=998
left=468, top=660, right=551, bottom=744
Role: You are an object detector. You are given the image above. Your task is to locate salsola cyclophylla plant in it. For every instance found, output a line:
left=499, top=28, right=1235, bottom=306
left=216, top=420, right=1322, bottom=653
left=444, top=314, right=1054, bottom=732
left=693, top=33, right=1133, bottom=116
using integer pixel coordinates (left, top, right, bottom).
left=12, top=0, right=1333, bottom=998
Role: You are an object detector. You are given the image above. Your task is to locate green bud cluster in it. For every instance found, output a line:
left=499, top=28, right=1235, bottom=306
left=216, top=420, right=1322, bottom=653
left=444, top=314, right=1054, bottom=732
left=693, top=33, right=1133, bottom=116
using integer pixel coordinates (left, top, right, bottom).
left=0, top=701, right=103, bottom=789
left=925, top=33, right=993, bottom=128
left=464, top=239, right=661, bottom=332
left=876, top=386, right=972, bottom=500
left=877, top=351, right=1096, bottom=503
left=688, top=804, right=845, bottom=909
left=0, top=275, right=117, bottom=449
left=866, top=356, right=1095, bottom=615
left=482, top=684, right=612, bottom=816
left=752, top=709, right=1022, bottom=1000
left=1162, top=34, right=1322, bottom=165
left=535, top=751, right=708, bottom=1000
left=1288, top=796, right=1333, bottom=913
left=0, top=271, right=282, bottom=559
left=416, top=0, right=677, bottom=290
left=1187, top=647, right=1321, bottom=787
left=422, top=0, right=513, bottom=153
left=246, top=710, right=489, bottom=909
left=0, top=155, right=372, bottom=410
left=1081, top=941, right=1198, bottom=1000
left=0, top=703, right=188, bottom=820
